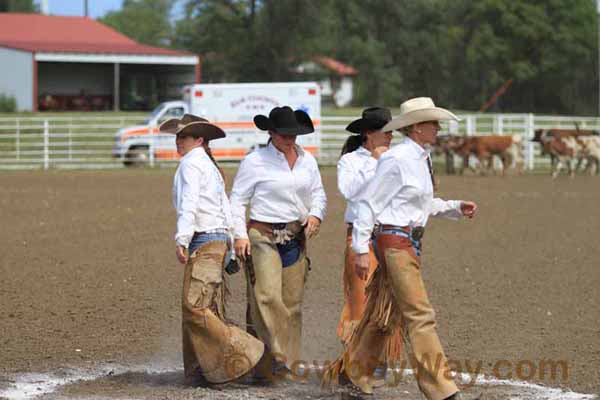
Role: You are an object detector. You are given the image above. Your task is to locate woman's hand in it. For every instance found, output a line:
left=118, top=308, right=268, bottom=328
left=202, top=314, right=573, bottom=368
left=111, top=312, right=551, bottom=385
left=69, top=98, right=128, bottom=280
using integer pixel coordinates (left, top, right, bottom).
left=235, top=238, right=251, bottom=260
left=303, top=216, right=321, bottom=239
left=176, top=245, right=188, bottom=265
left=371, top=146, right=389, bottom=160
left=354, top=253, right=370, bottom=280
left=460, top=201, right=478, bottom=218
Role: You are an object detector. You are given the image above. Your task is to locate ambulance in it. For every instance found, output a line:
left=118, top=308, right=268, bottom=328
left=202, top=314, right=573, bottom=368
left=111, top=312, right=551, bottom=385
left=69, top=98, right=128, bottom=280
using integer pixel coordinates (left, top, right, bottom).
left=112, top=82, right=321, bottom=166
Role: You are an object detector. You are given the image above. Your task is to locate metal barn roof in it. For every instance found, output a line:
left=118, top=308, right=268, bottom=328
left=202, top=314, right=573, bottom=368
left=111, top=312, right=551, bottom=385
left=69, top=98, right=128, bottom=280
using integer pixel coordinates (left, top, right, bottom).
left=0, top=13, right=196, bottom=64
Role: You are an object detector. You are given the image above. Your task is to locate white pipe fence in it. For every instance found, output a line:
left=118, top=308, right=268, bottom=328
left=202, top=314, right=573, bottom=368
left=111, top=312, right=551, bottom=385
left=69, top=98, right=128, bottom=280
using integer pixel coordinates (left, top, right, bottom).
left=0, top=113, right=599, bottom=170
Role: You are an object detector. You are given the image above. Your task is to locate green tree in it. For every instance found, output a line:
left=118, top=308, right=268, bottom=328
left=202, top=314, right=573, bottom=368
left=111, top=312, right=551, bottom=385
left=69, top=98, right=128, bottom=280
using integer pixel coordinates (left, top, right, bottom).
left=174, top=0, right=335, bottom=82
left=174, top=0, right=259, bottom=81
left=99, top=0, right=175, bottom=47
left=0, top=0, right=38, bottom=12
left=528, top=0, right=597, bottom=114
left=169, top=0, right=598, bottom=114
left=439, top=0, right=597, bottom=114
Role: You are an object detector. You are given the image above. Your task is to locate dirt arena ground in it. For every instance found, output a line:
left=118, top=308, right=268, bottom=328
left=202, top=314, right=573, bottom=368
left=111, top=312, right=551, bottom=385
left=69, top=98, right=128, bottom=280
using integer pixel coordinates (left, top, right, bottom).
left=1, top=168, right=599, bottom=399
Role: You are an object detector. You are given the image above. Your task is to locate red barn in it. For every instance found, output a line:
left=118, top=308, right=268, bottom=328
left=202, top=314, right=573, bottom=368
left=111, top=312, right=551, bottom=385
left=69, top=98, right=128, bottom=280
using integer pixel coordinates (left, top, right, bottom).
left=0, top=13, right=199, bottom=111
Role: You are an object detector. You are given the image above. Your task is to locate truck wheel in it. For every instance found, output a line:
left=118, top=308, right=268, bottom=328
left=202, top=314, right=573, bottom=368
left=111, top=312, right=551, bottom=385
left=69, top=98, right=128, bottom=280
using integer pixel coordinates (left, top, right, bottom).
left=124, top=146, right=150, bottom=167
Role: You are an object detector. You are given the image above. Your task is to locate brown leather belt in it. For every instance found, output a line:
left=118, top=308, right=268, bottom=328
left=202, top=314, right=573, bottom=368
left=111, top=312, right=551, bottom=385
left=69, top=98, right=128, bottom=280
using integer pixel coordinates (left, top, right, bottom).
left=247, top=220, right=307, bottom=259
left=247, top=219, right=304, bottom=240
left=379, top=224, right=410, bottom=232
left=347, top=223, right=418, bottom=239
left=247, top=220, right=277, bottom=233
left=376, top=224, right=425, bottom=241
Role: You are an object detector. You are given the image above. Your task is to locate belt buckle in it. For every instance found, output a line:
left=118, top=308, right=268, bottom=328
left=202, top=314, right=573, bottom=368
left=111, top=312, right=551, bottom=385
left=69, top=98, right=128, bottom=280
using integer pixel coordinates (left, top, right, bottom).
left=411, top=226, right=425, bottom=241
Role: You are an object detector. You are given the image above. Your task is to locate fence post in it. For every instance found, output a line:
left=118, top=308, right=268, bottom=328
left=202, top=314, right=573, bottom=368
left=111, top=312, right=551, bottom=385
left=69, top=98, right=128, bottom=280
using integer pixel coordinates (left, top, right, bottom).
left=43, top=120, right=49, bottom=170
left=497, top=115, right=504, bottom=135
left=466, top=115, right=474, bottom=136
left=16, top=119, right=20, bottom=160
left=149, top=124, right=155, bottom=167
left=68, top=117, right=73, bottom=161
left=526, top=113, right=535, bottom=171
left=493, top=114, right=498, bottom=134
left=492, top=115, right=504, bottom=169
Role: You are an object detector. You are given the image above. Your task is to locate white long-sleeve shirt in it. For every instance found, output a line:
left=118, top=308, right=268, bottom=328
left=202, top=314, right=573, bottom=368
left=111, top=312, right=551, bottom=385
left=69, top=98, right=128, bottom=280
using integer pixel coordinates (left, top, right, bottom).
left=230, top=142, right=327, bottom=239
left=352, top=137, right=463, bottom=254
left=337, top=146, right=378, bottom=224
left=172, top=146, right=232, bottom=248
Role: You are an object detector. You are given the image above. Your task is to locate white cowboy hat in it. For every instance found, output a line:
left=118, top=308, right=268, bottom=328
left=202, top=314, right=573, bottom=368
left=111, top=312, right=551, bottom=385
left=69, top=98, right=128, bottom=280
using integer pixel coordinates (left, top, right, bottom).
left=382, top=97, right=459, bottom=131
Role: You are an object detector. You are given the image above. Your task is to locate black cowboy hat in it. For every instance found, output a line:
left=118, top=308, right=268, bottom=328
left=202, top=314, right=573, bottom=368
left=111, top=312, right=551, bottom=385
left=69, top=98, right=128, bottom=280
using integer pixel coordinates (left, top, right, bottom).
left=159, top=114, right=226, bottom=141
left=346, top=107, right=392, bottom=134
left=254, top=106, right=314, bottom=136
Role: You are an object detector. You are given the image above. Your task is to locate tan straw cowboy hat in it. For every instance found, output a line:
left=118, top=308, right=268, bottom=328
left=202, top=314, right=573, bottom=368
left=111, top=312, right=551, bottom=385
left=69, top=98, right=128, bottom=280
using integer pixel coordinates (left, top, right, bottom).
left=159, top=113, right=226, bottom=141
left=382, top=97, right=459, bottom=132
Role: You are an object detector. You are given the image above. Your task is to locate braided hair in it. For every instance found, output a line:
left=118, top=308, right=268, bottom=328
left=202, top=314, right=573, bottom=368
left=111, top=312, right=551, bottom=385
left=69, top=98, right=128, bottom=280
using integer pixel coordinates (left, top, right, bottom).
left=184, top=130, right=225, bottom=183
left=204, top=145, right=225, bottom=182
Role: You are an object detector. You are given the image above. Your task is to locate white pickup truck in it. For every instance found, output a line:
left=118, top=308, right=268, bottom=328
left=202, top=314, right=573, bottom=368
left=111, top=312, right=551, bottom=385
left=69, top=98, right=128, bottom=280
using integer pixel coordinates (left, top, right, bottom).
left=112, top=82, right=321, bottom=166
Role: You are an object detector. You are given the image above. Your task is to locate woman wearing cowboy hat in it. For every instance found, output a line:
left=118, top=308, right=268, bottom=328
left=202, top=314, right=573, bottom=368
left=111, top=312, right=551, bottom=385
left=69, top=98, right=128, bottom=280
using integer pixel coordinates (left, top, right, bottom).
left=230, top=106, right=327, bottom=377
left=336, top=107, right=403, bottom=368
left=323, top=98, right=477, bottom=400
left=163, top=114, right=264, bottom=386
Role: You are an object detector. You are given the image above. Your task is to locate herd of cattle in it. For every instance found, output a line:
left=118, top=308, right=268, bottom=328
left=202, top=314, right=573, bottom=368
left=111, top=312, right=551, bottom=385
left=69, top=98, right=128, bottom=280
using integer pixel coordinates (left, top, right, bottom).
left=434, top=128, right=600, bottom=178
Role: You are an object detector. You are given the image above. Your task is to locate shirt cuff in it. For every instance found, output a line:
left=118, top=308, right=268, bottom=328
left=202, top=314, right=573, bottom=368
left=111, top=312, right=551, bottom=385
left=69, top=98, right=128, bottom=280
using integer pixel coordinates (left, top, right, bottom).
left=233, top=226, right=249, bottom=239
left=449, top=200, right=462, bottom=210
left=309, top=211, right=324, bottom=222
left=352, top=242, right=370, bottom=255
left=446, top=200, right=463, bottom=219
left=175, top=234, right=191, bottom=248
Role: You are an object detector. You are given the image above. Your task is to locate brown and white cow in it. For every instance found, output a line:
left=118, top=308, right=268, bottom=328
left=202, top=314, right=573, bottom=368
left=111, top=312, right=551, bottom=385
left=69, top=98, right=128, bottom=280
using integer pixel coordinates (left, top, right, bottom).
left=547, top=136, right=585, bottom=178
left=576, top=136, right=600, bottom=175
left=532, top=128, right=599, bottom=170
left=442, top=135, right=524, bottom=175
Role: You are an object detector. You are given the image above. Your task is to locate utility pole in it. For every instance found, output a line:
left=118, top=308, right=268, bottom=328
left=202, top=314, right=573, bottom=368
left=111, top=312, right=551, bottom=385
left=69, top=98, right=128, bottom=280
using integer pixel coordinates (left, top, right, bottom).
left=597, top=0, right=600, bottom=115
left=40, top=0, right=49, bottom=14
left=84, top=0, right=89, bottom=17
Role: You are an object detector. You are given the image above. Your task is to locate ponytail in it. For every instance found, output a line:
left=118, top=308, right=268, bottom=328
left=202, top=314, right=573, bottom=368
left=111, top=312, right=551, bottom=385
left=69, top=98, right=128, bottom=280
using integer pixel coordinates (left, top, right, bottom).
left=205, top=145, right=226, bottom=184
left=340, top=134, right=365, bottom=157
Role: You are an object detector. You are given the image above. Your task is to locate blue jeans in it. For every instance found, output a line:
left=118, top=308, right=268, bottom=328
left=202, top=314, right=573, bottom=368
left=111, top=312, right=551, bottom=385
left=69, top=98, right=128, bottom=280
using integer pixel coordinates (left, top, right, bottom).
left=277, top=238, right=302, bottom=268
left=269, top=222, right=303, bottom=268
left=188, top=232, right=232, bottom=263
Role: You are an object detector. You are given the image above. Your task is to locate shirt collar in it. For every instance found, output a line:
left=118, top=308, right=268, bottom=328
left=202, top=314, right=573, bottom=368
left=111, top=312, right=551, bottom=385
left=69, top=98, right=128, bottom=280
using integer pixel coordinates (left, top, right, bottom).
left=356, top=146, right=371, bottom=156
left=404, top=137, right=430, bottom=160
left=182, top=146, right=206, bottom=160
left=267, top=141, right=304, bottom=158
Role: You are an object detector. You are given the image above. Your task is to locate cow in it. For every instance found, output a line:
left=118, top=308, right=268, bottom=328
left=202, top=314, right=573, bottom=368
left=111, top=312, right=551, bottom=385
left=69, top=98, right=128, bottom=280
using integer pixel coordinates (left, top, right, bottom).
left=532, top=128, right=598, bottom=141
left=434, top=135, right=476, bottom=174
left=434, top=135, right=457, bottom=174
left=532, top=128, right=599, bottom=171
left=443, top=135, right=523, bottom=175
left=577, top=136, right=600, bottom=175
left=548, top=136, right=585, bottom=179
